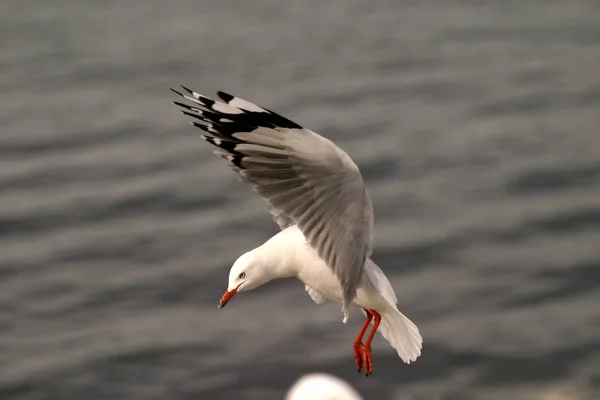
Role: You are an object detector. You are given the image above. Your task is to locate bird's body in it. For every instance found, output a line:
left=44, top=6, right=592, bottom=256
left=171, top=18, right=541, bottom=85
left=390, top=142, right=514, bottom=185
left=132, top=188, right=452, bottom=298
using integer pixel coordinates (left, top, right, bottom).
left=250, top=224, right=422, bottom=364
left=170, top=87, right=423, bottom=375
left=261, top=225, right=388, bottom=310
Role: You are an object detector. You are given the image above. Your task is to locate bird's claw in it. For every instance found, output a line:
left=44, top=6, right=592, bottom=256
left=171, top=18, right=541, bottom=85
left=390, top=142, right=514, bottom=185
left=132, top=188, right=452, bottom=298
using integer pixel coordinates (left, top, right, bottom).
left=361, top=344, right=373, bottom=377
left=353, top=342, right=373, bottom=376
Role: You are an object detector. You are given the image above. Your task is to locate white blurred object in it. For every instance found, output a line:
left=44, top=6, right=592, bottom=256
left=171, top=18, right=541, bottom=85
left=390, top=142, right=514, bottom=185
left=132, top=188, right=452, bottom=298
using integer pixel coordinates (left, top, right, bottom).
left=285, top=373, right=364, bottom=400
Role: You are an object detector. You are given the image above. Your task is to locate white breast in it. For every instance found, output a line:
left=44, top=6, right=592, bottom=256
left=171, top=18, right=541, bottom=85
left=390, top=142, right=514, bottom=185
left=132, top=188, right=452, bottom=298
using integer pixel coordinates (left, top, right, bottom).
left=270, top=226, right=388, bottom=311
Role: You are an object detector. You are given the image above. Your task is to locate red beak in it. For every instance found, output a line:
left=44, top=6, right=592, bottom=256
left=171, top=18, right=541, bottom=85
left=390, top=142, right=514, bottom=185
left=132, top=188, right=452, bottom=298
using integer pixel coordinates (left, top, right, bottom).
left=218, top=283, right=242, bottom=309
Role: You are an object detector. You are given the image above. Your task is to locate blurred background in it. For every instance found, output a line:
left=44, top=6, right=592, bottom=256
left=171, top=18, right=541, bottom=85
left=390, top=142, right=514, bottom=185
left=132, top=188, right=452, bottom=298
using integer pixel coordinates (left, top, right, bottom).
left=1, top=1, right=599, bottom=399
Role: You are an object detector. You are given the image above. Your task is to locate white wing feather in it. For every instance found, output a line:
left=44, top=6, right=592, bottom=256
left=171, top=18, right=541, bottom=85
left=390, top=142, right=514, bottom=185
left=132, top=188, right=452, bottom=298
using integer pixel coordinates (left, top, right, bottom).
left=305, top=285, right=327, bottom=304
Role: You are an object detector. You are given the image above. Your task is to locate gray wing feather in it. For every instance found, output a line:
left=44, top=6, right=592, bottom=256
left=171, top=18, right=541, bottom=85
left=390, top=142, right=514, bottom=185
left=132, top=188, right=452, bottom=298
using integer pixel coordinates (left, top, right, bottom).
left=246, top=130, right=374, bottom=314
left=171, top=88, right=375, bottom=313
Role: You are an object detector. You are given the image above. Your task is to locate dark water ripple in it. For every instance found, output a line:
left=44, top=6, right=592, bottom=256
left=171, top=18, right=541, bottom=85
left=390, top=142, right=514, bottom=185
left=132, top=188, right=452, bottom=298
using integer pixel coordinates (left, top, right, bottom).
left=506, top=162, right=600, bottom=195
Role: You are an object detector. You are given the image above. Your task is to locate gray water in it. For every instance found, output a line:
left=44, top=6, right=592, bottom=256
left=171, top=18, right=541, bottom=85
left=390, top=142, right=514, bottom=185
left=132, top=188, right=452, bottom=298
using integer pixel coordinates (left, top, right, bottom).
left=2, top=1, right=600, bottom=399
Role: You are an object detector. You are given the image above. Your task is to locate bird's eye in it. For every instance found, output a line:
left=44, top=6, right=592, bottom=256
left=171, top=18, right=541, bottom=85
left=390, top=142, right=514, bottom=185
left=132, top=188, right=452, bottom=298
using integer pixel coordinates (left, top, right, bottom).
left=238, top=272, right=246, bottom=279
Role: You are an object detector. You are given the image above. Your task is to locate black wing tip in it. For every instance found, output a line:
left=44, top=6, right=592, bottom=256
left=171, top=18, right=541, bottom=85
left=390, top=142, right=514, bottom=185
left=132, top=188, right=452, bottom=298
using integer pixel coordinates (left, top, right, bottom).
left=180, top=85, right=194, bottom=95
left=203, top=137, right=244, bottom=168
left=190, top=121, right=209, bottom=131
left=202, top=135, right=238, bottom=152
left=173, top=100, right=195, bottom=110
left=170, top=87, right=184, bottom=97
left=181, top=110, right=202, bottom=120
left=217, top=91, right=235, bottom=103
left=171, top=86, right=304, bottom=132
left=229, top=154, right=243, bottom=168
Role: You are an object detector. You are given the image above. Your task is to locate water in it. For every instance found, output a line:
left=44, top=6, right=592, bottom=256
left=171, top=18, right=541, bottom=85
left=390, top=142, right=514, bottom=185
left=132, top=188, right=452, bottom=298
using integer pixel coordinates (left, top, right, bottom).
left=1, top=1, right=599, bottom=399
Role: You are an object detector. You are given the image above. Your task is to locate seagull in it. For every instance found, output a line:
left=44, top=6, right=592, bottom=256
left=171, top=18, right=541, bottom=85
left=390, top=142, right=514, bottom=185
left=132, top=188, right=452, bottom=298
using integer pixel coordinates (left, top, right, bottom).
left=170, top=87, right=423, bottom=376
left=285, top=373, right=363, bottom=400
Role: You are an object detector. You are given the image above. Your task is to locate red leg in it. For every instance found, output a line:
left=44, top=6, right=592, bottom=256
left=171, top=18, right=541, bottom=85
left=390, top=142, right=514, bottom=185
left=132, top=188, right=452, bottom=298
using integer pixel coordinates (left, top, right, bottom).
left=353, top=309, right=373, bottom=373
left=360, top=309, right=381, bottom=376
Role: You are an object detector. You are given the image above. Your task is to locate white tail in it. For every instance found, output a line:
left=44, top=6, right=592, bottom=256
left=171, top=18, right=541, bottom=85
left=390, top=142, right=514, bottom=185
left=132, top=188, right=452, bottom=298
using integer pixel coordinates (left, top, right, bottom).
left=378, top=308, right=423, bottom=363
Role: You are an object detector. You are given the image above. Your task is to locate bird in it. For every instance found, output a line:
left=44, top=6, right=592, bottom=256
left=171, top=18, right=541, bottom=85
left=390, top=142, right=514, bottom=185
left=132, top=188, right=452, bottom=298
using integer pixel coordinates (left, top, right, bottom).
left=170, top=86, right=423, bottom=376
left=285, top=373, right=363, bottom=400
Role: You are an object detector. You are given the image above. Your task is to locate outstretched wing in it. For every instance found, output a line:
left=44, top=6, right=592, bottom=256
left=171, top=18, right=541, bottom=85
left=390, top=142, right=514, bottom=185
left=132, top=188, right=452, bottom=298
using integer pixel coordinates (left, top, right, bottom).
left=171, top=87, right=374, bottom=314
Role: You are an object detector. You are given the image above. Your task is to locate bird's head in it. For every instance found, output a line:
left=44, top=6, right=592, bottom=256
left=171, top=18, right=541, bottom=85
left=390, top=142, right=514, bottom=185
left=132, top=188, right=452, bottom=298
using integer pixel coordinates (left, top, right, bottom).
left=218, top=250, right=270, bottom=309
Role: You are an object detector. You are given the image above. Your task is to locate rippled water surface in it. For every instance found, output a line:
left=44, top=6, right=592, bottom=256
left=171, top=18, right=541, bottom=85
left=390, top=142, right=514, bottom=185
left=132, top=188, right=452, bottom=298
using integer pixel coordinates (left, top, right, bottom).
left=2, top=1, right=600, bottom=399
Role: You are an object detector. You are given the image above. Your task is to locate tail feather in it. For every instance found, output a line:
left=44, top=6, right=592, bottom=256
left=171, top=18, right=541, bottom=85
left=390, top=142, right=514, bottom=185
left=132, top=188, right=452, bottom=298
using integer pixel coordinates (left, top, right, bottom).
left=378, top=308, right=423, bottom=364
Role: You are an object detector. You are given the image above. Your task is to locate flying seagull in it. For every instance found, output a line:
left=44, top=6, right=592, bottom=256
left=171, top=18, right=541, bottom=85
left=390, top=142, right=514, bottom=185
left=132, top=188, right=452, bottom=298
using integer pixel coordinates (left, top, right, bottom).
left=170, top=86, right=423, bottom=376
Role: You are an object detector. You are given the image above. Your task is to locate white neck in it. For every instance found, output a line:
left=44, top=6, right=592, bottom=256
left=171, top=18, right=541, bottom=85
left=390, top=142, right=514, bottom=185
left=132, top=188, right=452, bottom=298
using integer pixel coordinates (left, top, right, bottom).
left=255, top=226, right=304, bottom=280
